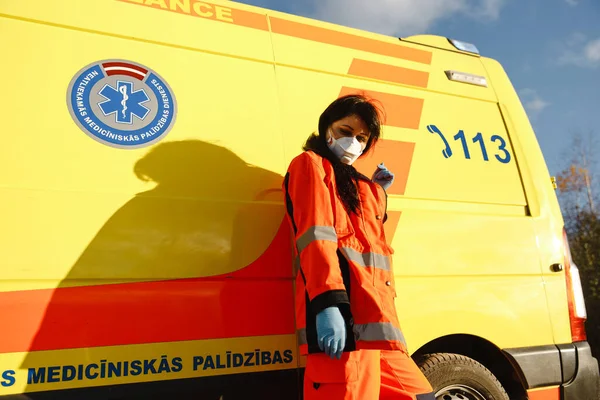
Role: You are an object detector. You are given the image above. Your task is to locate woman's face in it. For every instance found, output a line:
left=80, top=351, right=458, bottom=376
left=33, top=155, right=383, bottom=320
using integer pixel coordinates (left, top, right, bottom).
left=328, top=114, right=370, bottom=152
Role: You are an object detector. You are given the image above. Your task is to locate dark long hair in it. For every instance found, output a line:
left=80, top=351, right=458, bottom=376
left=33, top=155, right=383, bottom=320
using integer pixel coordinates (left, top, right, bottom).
left=303, top=94, right=384, bottom=214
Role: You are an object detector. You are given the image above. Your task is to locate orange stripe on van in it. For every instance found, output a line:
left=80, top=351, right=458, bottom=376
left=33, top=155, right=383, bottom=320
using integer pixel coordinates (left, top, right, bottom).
left=348, top=59, right=430, bottom=88
left=118, top=0, right=269, bottom=31
left=339, top=87, right=424, bottom=130
left=119, top=1, right=432, bottom=63
left=527, top=387, right=560, bottom=400
left=270, top=17, right=432, bottom=64
left=225, top=7, right=269, bottom=31
left=0, top=220, right=294, bottom=353
left=0, top=277, right=294, bottom=353
left=353, top=141, right=416, bottom=242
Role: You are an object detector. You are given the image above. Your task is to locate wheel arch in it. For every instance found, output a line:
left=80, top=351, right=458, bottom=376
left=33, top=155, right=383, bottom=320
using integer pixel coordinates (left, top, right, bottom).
left=411, top=334, right=528, bottom=400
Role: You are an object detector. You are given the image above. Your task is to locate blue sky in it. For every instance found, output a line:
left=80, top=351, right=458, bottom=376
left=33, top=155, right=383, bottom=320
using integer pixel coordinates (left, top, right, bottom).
left=238, top=0, right=600, bottom=179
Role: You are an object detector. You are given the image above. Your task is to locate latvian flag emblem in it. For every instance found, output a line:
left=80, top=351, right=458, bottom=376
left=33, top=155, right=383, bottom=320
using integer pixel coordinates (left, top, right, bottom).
left=102, top=61, right=149, bottom=81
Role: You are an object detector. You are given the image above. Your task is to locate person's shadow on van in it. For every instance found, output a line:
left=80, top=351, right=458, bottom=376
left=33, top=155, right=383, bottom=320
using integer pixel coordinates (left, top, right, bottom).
left=18, top=140, right=296, bottom=400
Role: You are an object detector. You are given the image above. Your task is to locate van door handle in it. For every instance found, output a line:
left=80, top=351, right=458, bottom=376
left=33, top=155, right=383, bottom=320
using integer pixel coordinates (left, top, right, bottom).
left=550, top=263, right=564, bottom=272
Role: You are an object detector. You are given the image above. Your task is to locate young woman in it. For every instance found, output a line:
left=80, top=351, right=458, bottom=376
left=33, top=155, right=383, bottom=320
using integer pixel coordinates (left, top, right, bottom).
left=283, top=95, right=435, bottom=400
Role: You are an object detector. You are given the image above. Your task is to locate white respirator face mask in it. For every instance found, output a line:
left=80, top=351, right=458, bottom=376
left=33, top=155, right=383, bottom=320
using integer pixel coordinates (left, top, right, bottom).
left=326, top=130, right=364, bottom=165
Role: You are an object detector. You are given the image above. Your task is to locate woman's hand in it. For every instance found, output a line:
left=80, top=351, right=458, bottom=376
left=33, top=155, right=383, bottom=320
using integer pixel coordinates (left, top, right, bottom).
left=372, top=163, right=395, bottom=191
left=316, top=306, right=346, bottom=360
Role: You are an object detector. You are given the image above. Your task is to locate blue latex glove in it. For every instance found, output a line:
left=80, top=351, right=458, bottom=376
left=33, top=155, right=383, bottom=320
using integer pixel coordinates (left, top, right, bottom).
left=372, top=162, right=395, bottom=191
left=316, top=306, right=346, bottom=360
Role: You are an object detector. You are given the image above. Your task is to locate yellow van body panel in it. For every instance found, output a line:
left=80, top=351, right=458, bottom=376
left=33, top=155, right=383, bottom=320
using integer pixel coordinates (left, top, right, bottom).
left=481, top=57, right=572, bottom=345
left=0, top=3, right=285, bottom=288
left=0, top=0, right=574, bottom=395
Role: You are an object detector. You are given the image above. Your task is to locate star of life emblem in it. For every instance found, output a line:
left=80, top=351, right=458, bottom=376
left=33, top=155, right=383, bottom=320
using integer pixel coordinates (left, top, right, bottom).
left=66, top=60, right=177, bottom=149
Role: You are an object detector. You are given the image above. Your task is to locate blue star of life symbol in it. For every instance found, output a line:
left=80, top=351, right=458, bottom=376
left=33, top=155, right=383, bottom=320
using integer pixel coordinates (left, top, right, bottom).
left=98, top=80, right=150, bottom=125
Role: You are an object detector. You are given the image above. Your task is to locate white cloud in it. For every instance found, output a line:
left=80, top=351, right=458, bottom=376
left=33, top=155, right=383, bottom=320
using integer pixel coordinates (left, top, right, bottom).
left=520, top=89, right=550, bottom=114
left=525, top=97, right=550, bottom=113
left=559, top=34, right=600, bottom=68
left=584, top=39, right=600, bottom=63
left=520, top=88, right=536, bottom=96
left=311, top=0, right=506, bottom=37
left=565, top=0, right=579, bottom=5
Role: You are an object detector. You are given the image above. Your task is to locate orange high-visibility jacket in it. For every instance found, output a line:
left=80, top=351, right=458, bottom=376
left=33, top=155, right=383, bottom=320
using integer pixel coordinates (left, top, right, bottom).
left=283, top=151, right=407, bottom=356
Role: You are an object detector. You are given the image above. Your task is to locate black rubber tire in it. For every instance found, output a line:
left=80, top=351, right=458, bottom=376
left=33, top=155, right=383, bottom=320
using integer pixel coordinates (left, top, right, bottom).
left=417, top=353, right=509, bottom=400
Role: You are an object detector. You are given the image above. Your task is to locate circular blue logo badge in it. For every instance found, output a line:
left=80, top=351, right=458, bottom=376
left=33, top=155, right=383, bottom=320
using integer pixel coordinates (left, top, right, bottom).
left=67, top=60, right=177, bottom=149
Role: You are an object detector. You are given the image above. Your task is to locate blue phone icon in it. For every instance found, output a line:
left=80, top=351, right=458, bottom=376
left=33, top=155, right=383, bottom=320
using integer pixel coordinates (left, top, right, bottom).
left=427, top=124, right=453, bottom=158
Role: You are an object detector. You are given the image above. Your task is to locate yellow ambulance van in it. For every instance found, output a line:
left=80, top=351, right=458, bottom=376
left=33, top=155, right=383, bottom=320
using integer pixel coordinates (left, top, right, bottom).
left=1, top=0, right=599, bottom=398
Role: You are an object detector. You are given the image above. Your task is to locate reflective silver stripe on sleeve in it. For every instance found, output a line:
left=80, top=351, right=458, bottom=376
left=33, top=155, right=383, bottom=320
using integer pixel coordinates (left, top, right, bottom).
left=297, top=328, right=307, bottom=346
left=341, top=247, right=391, bottom=271
left=297, top=226, right=337, bottom=253
left=300, top=324, right=405, bottom=347
left=353, top=322, right=406, bottom=347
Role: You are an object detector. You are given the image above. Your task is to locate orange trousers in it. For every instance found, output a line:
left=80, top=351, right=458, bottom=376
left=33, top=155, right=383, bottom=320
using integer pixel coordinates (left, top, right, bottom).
left=303, top=350, right=435, bottom=400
